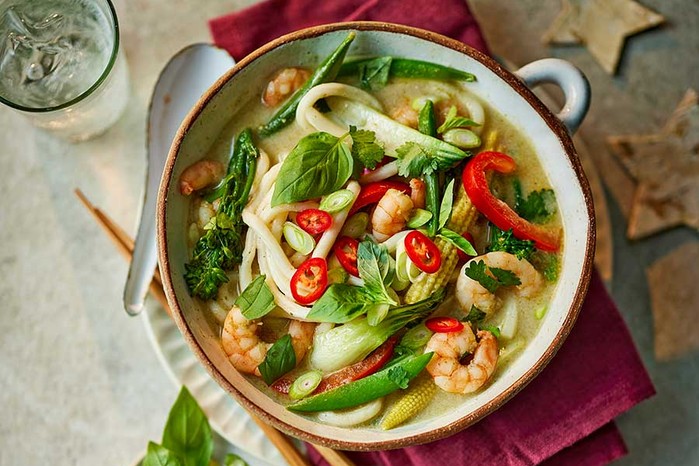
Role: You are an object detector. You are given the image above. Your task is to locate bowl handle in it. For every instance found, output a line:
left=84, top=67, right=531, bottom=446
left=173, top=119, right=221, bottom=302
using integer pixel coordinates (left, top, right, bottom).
left=513, top=58, right=590, bottom=135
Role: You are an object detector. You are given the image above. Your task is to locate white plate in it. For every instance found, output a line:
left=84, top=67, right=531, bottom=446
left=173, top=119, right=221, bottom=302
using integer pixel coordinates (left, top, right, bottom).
left=142, top=305, right=284, bottom=466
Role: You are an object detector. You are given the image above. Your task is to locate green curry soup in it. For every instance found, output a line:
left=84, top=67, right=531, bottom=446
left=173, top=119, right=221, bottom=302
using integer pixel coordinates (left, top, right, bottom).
left=182, top=36, right=562, bottom=430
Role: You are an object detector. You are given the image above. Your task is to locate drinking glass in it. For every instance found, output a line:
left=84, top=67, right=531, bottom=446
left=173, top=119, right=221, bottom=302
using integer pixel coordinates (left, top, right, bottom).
left=0, top=0, right=129, bottom=142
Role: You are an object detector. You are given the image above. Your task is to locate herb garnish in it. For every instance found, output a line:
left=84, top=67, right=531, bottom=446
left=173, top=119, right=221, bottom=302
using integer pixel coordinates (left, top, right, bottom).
left=235, top=275, right=275, bottom=320
left=258, top=334, right=296, bottom=385
left=387, top=366, right=411, bottom=389
left=513, top=179, right=557, bottom=223
left=357, top=56, right=393, bottom=90
left=463, top=260, right=521, bottom=293
left=437, top=106, right=480, bottom=134
left=464, top=305, right=487, bottom=324
left=349, top=125, right=385, bottom=170
left=488, top=226, right=535, bottom=260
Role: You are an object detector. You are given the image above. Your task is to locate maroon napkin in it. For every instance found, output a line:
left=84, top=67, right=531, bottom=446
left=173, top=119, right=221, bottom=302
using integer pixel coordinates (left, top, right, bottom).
left=209, top=1, right=655, bottom=464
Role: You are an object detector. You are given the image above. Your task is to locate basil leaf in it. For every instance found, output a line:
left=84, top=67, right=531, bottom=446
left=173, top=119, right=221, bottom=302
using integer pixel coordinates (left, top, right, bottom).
left=258, top=334, right=296, bottom=385
left=143, top=442, right=185, bottom=466
left=224, top=453, right=249, bottom=466
left=235, top=275, right=275, bottom=319
left=358, top=56, right=393, bottom=90
left=272, top=132, right=353, bottom=206
left=161, top=387, right=213, bottom=466
left=438, top=179, right=455, bottom=230
left=438, top=228, right=477, bottom=256
left=307, top=284, right=380, bottom=323
left=437, top=106, right=481, bottom=134
left=357, top=240, right=396, bottom=305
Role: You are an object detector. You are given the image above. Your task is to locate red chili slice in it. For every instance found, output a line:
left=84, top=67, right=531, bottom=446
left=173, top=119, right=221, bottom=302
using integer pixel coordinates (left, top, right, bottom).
left=290, top=257, right=328, bottom=304
left=457, top=232, right=476, bottom=262
left=404, top=230, right=442, bottom=274
left=348, top=180, right=411, bottom=216
left=314, top=336, right=398, bottom=394
left=296, top=208, right=333, bottom=235
left=333, top=236, right=359, bottom=277
left=426, top=316, right=464, bottom=333
left=462, top=151, right=559, bottom=251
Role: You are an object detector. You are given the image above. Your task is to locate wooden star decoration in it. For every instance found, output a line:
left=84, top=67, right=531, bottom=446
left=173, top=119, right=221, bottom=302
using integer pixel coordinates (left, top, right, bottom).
left=607, top=89, right=699, bottom=239
left=543, top=0, right=665, bottom=74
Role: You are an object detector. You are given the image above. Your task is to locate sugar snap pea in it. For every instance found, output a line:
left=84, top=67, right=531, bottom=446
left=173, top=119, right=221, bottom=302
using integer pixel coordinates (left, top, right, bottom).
left=416, top=101, right=440, bottom=237
left=258, top=32, right=356, bottom=136
left=287, top=352, right=433, bottom=412
left=339, top=57, right=476, bottom=82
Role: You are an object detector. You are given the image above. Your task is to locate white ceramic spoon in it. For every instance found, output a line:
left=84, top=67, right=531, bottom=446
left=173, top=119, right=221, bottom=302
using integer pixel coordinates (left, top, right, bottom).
left=123, top=43, right=234, bottom=315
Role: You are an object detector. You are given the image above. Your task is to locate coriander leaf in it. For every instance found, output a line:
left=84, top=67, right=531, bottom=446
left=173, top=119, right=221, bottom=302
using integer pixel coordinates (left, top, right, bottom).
left=438, top=228, right=477, bottom=256
left=235, top=275, right=275, bottom=320
left=480, top=325, right=501, bottom=338
left=143, top=442, right=185, bottom=466
left=488, top=227, right=535, bottom=260
left=357, top=240, right=396, bottom=305
left=464, top=305, right=486, bottom=324
left=272, top=132, right=353, bottom=206
left=349, top=125, right=385, bottom=170
left=307, top=284, right=380, bottom=323
left=438, top=179, right=455, bottom=230
left=387, top=366, right=411, bottom=389
left=437, top=106, right=481, bottom=134
left=358, top=56, right=393, bottom=90
left=258, top=334, right=296, bottom=385
left=395, top=142, right=439, bottom=178
left=513, top=179, right=557, bottom=223
left=463, top=260, right=521, bottom=294
left=224, top=453, right=249, bottom=466
left=162, top=387, right=213, bottom=466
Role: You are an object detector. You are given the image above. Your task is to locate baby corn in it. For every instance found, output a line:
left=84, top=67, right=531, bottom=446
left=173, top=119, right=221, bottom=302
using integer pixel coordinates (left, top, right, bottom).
left=381, top=376, right=437, bottom=430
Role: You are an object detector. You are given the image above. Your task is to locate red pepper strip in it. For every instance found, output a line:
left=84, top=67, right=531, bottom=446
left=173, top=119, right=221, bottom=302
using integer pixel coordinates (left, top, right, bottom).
left=462, top=151, right=560, bottom=251
left=349, top=180, right=411, bottom=216
left=314, top=336, right=398, bottom=394
left=333, top=236, right=359, bottom=277
left=270, top=377, right=293, bottom=395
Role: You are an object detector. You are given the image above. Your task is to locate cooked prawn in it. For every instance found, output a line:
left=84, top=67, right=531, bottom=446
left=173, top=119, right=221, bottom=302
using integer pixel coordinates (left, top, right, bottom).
left=409, top=178, right=426, bottom=209
left=425, top=326, right=498, bottom=394
left=456, top=251, right=543, bottom=315
left=371, top=188, right=414, bottom=242
left=222, top=304, right=315, bottom=376
left=179, top=159, right=225, bottom=196
left=262, top=67, right=310, bottom=107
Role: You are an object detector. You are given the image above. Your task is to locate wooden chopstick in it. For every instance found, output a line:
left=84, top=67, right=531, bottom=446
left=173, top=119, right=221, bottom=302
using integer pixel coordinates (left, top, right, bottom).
left=74, top=189, right=355, bottom=466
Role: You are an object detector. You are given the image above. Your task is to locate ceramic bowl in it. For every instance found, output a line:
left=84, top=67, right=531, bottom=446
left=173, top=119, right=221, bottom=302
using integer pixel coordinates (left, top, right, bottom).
left=157, top=22, right=594, bottom=450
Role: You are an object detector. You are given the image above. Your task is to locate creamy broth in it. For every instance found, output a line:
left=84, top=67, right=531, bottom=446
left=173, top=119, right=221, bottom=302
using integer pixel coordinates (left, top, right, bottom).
left=186, top=70, right=562, bottom=430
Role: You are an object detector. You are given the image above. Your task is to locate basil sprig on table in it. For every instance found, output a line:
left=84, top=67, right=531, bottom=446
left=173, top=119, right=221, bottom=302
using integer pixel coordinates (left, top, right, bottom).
left=142, top=386, right=248, bottom=466
left=271, top=128, right=384, bottom=206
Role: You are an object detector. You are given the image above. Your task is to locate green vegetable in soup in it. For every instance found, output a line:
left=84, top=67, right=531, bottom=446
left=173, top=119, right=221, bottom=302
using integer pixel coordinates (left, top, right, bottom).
left=487, top=226, right=535, bottom=260
left=289, top=371, right=323, bottom=400
left=438, top=228, right=477, bottom=256
left=438, top=178, right=455, bottom=231
left=309, top=289, right=445, bottom=372
left=437, top=105, right=480, bottom=134
left=417, top=99, right=437, bottom=137
left=416, top=100, right=441, bottom=238
left=258, top=334, right=296, bottom=385
left=407, top=208, right=433, bottom=228
left=235, top=275, right=275, bottom=320
left=224, top=453, right=248, bottom=466
left=357, top=240, right=396, bottom=305
left=184, top=129, right=259, bottom=300
left=356, top=56, right=392, bottom=90
left=464, top=305, right=487, bottom=324
left=259, top=32, right=355, bottom=136
left=338, top=57, right=477, bottom=82
left=287, top=352, right=434, bottom=412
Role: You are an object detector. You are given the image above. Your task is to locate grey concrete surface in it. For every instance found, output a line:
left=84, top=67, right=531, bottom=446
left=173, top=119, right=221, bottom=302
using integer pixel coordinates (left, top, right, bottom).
left=0, top=1, right=696, bottom=465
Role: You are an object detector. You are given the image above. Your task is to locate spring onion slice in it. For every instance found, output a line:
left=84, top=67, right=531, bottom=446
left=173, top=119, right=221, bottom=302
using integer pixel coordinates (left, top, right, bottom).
left=320, top=189, right=355, bottom=213
left=283, top=222, right=315, bottom=255
left=340, top=212, right=369, bottom=239
left=400, top=323, right=433, bottom=350
left=327, top=267, right=349, bottom=285
left=407, top=209, right=433, bottom=228
left=289, top=371, right=323, bottom=400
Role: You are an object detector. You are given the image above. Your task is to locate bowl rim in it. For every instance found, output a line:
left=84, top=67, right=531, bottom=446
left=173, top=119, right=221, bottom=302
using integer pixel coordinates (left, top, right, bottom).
left=157, top=21, right=595, bottom=450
